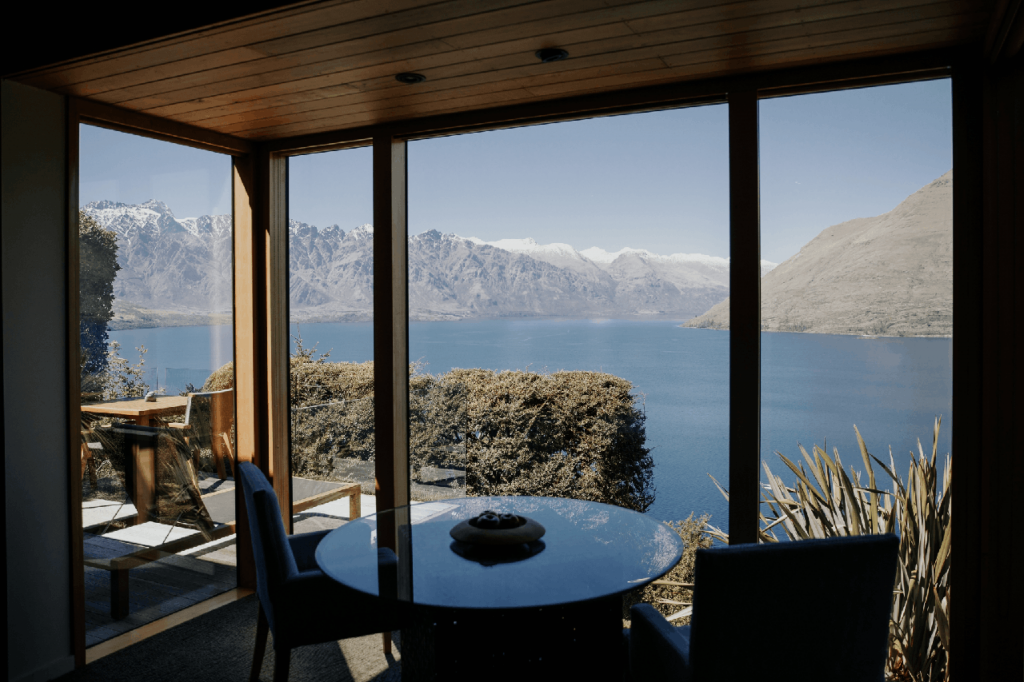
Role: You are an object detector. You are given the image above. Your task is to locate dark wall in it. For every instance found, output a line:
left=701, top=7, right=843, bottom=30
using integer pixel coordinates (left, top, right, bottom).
left=978, top=51, right=1023, bottom=681
left=3, top=1, right=308, bottom=77
left=2, top=80, right=74, bottom=682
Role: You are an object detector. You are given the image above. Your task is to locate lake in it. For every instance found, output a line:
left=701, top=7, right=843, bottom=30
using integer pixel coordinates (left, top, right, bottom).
left=110, top=320, right=953, bottom=532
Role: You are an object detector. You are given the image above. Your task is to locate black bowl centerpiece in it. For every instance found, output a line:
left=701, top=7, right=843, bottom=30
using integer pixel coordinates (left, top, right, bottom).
left=450, top=509, right=545, bottom=546
left=449, top=509, right=546, bottom=565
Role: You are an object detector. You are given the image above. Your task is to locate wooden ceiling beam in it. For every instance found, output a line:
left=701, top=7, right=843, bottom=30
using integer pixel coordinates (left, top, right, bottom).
left=102, top=0, right=704, bottom=109
left=123, top=0, right=952, bottom=114
left=49, top=0, right=534, bottom=97
left=8, top=1, right=992, bottom=142
left=226, top=16, right=978, bottom=138
left=125, top=2, right=980, bottom=133
left=257, top=47, right=955, bottom=151
left=74, top=98, right=253, bottom=155
left=17, top=0, right=422, bottom=88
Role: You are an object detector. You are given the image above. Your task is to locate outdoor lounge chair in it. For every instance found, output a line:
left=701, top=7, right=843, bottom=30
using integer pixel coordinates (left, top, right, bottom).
left=83, top=423, right=232, bottom=618
left=238, top=462, right=406, bottom=682
left=168, top=389, right=234, bottom=479
left=628, top=534, right=899, bottom=682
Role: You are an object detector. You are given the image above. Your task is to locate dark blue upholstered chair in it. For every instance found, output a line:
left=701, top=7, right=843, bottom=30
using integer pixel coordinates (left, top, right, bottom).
left=238, top=462, right=405, bottom=682
left=629, top=534, right=899, bottom=682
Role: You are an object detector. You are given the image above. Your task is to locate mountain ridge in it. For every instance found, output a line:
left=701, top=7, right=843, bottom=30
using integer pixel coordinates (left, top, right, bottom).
left=84, top=200, right=768, bottom=326
left=683, top=171, right=953, bottom=337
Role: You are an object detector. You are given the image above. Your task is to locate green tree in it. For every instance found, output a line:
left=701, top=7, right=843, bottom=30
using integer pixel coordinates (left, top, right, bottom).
left=79, top=211, right=119, bottom=379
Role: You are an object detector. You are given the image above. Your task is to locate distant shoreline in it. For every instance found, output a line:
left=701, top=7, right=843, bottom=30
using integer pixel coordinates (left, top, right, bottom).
left=109, top=303, right=231, bottom=330
left=681, top=324, right=952, bottom=339
left=107, top=311, right=951, bottom=339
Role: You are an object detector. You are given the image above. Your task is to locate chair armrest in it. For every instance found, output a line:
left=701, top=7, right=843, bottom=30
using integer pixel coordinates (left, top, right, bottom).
left=288, top=530, right=332, bottom=572
left=629, top=604, right=692, bottom=682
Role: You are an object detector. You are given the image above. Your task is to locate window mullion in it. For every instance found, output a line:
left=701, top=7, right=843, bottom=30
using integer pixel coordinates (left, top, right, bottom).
left=727, top=89, right=761, bottom=545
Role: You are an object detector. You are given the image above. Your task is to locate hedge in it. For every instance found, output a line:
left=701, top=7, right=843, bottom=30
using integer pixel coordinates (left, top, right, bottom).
left=205, top=356, right=655, bottom=512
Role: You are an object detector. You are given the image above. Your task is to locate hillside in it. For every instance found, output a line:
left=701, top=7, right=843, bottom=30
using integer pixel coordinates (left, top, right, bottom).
left=684, top=171, right=952, bottom=336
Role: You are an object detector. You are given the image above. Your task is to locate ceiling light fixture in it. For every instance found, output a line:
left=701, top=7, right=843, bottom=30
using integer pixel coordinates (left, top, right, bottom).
left=535, top=48, right=569, bottom=63
left=395, top=72, right=426, bottom=84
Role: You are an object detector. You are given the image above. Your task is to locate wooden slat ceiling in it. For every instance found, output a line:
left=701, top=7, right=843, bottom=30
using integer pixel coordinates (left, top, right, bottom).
left=12, top=0, right=993, bottom=140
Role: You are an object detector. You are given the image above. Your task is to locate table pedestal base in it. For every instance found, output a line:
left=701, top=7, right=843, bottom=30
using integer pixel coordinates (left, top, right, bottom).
left=401, top=595, right=625, bottom=682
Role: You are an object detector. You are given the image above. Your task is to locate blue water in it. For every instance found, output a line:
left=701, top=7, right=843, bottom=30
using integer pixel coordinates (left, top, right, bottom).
left=110, top=320, right=952, bottom=532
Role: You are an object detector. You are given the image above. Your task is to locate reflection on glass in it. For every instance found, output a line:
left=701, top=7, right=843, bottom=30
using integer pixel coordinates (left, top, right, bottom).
left=407, top=108, right=729, bottom=519
left=78, top=125, right=235, bottom=644
left=757, top=81, right=952, bottom=679
left=316, top=496, right=683, bottom=609
left=406, top=108, right=730, bottom=627
left=287, top=147, right=374, bottom=530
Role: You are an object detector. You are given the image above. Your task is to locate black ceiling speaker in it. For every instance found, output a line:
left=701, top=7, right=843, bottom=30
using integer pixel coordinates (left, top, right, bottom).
left=535, top=48, right=569, bottom=63
left=395, top=72, right=426, bottom=84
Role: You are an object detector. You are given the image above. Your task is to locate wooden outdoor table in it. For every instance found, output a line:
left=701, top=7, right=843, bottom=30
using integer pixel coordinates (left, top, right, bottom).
left=81, top=396, right=188, bottom=523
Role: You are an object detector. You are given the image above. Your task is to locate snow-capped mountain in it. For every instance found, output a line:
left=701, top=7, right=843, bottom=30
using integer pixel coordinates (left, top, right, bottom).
left=291, top=226, right=754, bottom=321
left=83, top=200, right=233, bottom=314
left=84, top=200, right=760, bottom=323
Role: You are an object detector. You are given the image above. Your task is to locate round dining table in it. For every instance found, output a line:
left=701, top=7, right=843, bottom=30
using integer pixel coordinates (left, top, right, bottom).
left=316, top=495, right=683, bottom=681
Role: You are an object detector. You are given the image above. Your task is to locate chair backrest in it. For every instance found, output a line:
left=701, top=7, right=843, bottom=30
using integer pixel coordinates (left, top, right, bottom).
left=689, top=534, right=898, bottom=682
left=238, top=462, right=299, bottom=628
left=183, top=388, right=234, bottom=429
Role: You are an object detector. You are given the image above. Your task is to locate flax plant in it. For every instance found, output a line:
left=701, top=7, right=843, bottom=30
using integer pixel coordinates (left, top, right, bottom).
left=709, top=419, right=951, bottom=682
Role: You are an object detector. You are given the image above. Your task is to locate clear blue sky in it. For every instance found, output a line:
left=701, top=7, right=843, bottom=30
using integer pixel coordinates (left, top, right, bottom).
left=80, top=126, right=232, bottom=219
left=759, top=79, right=951, bottom=263
left=84, top=79, right=951, bottom=264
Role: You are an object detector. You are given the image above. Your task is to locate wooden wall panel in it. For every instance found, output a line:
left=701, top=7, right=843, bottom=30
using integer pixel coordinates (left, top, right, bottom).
left=372, top=133, right=410, bottom=514
left=74, top=98, right=252, bottom=155
left=148, top=0, right=977, bottom=128
left=133, top=4, right=980, bottom=127
left=263, top=152, right=291, bottom=532
left=233, top=147, right=291, bottom=550
left=232, top=155, right=260, bottom=587
left=227, top=22, right=979, bottom=138
left=94, top=0, right=607, bottom=106
left=10, top=1, right=992, bottom=141
left=17, top=0, right=393, bottom=89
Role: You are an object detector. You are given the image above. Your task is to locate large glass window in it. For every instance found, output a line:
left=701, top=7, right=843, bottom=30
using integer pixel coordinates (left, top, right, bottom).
left=406, top=107, right=730, bottom=621
left=78, top=125, right=236, bottom=645
left=286, top=147, right=375, bottom=530
left=755, top=81, right=952, bottom=679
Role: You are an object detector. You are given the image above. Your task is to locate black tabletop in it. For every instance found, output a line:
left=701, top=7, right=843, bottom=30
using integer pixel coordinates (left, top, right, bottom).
left=315, top=496, right=683, bottom=610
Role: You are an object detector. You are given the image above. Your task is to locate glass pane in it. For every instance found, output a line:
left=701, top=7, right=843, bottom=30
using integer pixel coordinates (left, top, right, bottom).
left=758, top=81, right=952, bottom=678
left=408, top=107, right=730, bottom=623
left=79, top=125, right=235, bottom=644
left=287, top=147, right=374, bottom=532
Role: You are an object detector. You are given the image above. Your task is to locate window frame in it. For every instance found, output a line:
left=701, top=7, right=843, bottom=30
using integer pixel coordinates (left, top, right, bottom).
left=66, top=99, right=260, bottom=663
left=67, top=48, right=982, bottom=668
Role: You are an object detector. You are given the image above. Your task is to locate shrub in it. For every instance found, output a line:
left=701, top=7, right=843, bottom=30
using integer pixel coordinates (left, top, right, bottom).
left=213, top=342, right=656, bottom=511
left=454, top=368, right=654, bottom=512
left=635, top=513, right=713, bottom=625
left=101, top=342, right=149, bottom=399
left=708, top=419, right=951, bottom=682
left=79, top=211, right=119, bottom=378
left=202, top=362, right=235, bottom=391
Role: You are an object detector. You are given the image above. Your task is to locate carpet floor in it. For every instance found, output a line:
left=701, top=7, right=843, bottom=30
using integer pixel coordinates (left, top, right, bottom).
left=58, top=595, right=402, bottom=682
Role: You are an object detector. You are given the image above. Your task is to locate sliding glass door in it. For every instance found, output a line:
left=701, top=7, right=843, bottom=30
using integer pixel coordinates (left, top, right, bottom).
left=78, top=124, right=236, bottom=645
left=756, top=80, right=953, bottom=679
left=286, top=146, right=375, bottom=531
